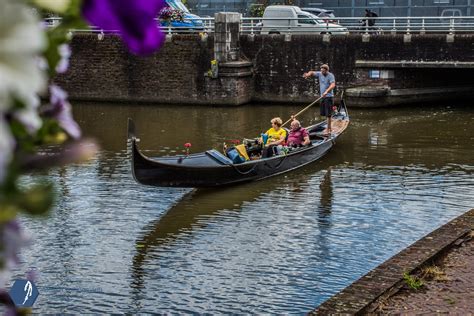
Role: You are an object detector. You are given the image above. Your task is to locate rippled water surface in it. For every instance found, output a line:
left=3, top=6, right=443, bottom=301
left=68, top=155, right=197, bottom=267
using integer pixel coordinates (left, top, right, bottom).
left=13, top=103, right=473, bottom=313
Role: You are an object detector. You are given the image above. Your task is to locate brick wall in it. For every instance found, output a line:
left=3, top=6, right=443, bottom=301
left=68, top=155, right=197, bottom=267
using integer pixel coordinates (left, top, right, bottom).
left=55, top=33, right=474, bottom=104
left=56, top=33, right=214, bottom=103
left=240, top=34, right=474, bottom=102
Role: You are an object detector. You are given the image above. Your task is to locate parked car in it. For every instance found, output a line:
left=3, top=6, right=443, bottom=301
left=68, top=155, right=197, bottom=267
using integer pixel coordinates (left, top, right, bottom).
left=439, top=8, right=465, bottom=29
left=440, top=8, right=462, bottom=18
left=301, top=7, right=337, bottom=23
left=161, top=0, right=203, bottom=31
left=260, top=5, right=348, bottom=35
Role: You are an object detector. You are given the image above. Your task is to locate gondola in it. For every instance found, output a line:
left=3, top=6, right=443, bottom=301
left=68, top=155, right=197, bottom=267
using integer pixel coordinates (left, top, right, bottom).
left=128, top=99, right=349, bottom=187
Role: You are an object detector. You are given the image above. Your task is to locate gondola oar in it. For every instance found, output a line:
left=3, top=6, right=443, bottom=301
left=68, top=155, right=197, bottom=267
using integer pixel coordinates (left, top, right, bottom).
left=282, top=95, right=324, bottom=127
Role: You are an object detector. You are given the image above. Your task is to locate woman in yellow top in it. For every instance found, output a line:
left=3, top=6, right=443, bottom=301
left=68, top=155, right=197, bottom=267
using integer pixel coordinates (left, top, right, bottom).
left=260, top=117, right=287, bottom=158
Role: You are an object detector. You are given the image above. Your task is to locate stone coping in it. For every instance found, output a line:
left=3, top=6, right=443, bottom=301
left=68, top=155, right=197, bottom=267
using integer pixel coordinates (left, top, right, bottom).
left=310, top=208, right=474, bottom=315
left=355, top=60, right=474, bottom=69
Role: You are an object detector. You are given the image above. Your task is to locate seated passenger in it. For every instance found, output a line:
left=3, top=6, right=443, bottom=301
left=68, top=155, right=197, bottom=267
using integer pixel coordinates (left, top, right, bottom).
left=287, top=119, right=310, bottom=147
left=260, top=117, right=287, bottom=158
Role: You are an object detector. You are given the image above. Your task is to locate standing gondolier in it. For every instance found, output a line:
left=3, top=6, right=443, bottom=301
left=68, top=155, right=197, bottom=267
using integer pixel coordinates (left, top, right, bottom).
left=303, top=64, right=336, bottom=135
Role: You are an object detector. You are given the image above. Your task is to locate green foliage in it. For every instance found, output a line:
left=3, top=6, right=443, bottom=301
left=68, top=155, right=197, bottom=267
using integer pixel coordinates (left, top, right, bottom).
left=249, top=4, right=265, bottom=17
left=0, top=0, right=90, bottom=224
left=44, top=17, right=88, bottom=77
left=403, top=272, right=424, bottom=290
left=0, top=182, right=53, bottom=220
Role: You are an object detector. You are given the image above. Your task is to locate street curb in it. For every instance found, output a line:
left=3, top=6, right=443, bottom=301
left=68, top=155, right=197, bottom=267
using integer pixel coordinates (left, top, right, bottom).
left=310, top=208, right=474, bottom=315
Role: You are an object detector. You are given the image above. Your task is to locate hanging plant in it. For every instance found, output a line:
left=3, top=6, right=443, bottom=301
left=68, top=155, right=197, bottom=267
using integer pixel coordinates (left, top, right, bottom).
left=159, top=7, right=184, bottom=25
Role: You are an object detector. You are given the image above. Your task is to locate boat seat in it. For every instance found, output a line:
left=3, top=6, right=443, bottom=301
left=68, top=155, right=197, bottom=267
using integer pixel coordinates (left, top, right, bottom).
left=283, top=127, right=290, bottom=144
left=309, top=132, right=325, bottom=140
left=206, top=149, right=233, bottom=165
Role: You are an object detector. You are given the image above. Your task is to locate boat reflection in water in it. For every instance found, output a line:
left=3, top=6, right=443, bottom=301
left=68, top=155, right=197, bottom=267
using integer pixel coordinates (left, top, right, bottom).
left=318, top=167, right=333, bottom=222
left=129, top=157, right=339, bottom=305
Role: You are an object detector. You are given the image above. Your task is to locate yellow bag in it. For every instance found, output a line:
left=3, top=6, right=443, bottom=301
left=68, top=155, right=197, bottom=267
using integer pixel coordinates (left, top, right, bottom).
left=235, top=144, right=250, bottom=161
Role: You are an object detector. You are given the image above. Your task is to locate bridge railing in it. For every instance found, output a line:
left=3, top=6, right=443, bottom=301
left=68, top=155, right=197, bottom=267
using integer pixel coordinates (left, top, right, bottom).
left=240, top=16, right=474, bottom=35
left=43, top=16, right=474, bottom=35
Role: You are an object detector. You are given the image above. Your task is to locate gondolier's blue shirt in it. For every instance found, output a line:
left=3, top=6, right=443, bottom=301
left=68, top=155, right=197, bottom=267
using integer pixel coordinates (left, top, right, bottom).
left=315, top=71, right=335, bottom=97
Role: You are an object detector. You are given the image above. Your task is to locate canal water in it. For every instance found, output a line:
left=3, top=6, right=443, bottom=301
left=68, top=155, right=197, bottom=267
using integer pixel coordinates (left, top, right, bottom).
left=14, top=103, right=473, bottom=313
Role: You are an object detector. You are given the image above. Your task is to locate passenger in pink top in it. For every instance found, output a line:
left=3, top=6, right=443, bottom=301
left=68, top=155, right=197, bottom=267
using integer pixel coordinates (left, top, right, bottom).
left=287, top=119, right=311, bottom=147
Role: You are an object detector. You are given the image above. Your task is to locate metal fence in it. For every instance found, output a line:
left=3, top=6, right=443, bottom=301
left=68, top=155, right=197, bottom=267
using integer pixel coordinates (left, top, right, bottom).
left=44, top=16, right=474, bottom=35
left=241, top=16, right=474, bottom=35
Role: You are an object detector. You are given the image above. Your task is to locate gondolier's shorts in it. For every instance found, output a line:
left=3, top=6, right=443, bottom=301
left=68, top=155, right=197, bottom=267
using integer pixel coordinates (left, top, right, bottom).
left=320, top=97, right=334, bottom=117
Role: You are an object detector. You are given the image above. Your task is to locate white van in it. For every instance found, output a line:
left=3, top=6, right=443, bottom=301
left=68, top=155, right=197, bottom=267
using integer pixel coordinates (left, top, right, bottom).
left=260, top=5, right=348, bottom=35
left=440, top=8, right=462, bottom=18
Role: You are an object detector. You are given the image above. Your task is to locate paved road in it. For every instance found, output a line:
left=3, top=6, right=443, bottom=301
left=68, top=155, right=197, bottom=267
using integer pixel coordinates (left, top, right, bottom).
left=379, top=235, right=474, bottom=314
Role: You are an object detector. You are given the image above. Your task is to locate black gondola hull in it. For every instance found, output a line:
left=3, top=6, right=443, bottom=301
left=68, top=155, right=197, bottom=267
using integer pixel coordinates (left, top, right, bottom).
left=128, top=100, right=349, bottom=187
left=131, top=138, right=334, bottom=187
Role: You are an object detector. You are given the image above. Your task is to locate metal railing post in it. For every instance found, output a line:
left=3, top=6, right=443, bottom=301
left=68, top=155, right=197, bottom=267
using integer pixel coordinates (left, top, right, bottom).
left=449, top=18, right=455, bottom=34
left=391, top=19, right=397, bottom=34
left=420, top=18, right=425, bottom=34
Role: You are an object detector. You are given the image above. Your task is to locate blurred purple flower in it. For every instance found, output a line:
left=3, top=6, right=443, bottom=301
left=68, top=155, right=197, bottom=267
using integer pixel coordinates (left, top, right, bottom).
left=0, top=116, right=15, bottom=184
left=1, top=221, right=31, bottom=270
left=82, top=0, right=166, bottom=56
left=43, top=85, right=81, bottom=139
left=26, top=268, right=38, bottom=282
left=55, top=44, right=71, bottom=74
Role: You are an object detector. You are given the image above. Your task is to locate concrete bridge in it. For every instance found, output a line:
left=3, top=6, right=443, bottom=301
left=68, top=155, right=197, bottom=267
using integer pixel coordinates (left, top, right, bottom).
left=56, top=13, right=474, bottom=106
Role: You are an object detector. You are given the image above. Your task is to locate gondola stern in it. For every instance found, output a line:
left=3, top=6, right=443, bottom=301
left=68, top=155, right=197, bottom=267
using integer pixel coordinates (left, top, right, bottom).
left=339, top=92, right=349, bottom=118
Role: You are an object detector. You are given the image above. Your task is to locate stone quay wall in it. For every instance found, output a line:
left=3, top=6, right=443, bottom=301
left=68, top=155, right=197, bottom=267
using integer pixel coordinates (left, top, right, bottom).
left=311, top=208, right=474, bottom=315
left=55, top=33, right=474, bottom=105
left=242, top=34, right=474, bottom=103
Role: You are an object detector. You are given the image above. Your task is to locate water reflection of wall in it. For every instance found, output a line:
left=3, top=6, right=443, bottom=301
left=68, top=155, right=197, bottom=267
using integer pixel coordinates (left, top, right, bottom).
left=72, top=103, right=305, bottom=152
left=73, top=103, right=473, bottom=171
left=334, top=107, right=474, bottom=168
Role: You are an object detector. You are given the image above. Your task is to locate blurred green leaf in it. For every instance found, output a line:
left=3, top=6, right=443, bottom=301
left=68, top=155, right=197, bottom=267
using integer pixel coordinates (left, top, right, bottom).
left=16, top=184, right=54, bottom=216
left=36, top=118, right=62, bottom=143
left=0, top=203, right=19, bottom=223
left=9, top=120, right=36, bottom=153
left=43, top=2, right=88, bottom=76
left=59, top=0, right=83, bottom=17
